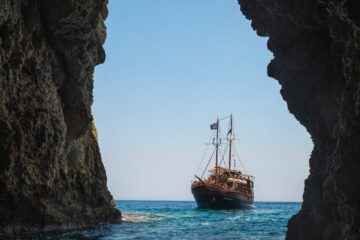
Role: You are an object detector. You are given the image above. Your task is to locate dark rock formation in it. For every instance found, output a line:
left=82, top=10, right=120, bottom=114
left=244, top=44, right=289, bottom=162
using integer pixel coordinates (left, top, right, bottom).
left=0, top=0, right=120, bottom=234
left=239, top=0, right=360, bottom=239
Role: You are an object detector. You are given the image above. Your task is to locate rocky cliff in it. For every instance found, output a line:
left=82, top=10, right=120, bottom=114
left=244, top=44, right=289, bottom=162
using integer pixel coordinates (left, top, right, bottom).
left=0, top=0, right=120, bottom=233
left=239, top=0, right=360, bottom=239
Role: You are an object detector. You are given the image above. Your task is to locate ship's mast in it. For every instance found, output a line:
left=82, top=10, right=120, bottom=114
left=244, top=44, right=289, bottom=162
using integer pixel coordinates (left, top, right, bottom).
left=228, top=114, right=233, bottom=171
left=215, top=117, right=219, bottom=184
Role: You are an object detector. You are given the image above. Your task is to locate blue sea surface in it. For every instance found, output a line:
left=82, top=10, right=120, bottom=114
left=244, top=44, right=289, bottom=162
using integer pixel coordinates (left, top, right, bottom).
left=8, top=201, right=301, bottom=240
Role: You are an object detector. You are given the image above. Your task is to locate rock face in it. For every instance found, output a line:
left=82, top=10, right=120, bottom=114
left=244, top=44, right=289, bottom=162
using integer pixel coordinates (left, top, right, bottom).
left=239, top=0, right=360, bottom=239
left=0, top=0, right=120, bottom=233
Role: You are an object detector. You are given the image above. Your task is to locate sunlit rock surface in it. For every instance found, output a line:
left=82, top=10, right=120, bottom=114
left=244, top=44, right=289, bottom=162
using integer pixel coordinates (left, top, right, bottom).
left=0, top=0, right=120, bottom=233
left=239, top=0, right=360, bottom=239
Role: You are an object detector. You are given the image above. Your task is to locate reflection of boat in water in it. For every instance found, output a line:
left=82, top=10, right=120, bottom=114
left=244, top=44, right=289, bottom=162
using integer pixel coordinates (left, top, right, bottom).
left=191, top=115, right=254, bottom=209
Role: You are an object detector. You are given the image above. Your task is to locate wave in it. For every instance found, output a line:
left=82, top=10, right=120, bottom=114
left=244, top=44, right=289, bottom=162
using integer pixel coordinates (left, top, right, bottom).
left=122, top=213, right=166, bottom=223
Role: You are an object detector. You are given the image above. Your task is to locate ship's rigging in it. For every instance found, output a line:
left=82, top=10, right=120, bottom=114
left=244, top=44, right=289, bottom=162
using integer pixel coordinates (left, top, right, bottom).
left=196, top=114, right=247, bottom=180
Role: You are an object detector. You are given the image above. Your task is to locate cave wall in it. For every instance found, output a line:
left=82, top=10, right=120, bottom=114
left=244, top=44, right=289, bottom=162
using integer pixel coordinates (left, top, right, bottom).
left=0, top=0, right=120, bottom=233
left=239, top=0, right=360, bottom=239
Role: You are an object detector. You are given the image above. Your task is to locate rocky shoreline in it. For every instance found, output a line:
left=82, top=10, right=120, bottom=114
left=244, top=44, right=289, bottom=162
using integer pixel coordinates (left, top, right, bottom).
left=239, top=0, right=360, bottom=239
left=0, top=0, right=120, bottom=234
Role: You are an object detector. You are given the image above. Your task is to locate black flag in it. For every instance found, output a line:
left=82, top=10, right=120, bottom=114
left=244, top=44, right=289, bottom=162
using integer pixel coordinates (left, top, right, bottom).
left=210, top=122, right=218, bottom=130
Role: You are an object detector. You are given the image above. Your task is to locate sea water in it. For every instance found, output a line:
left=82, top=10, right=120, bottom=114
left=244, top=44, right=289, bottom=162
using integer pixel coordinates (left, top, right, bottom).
left=8, top=201, right=301, bottom=240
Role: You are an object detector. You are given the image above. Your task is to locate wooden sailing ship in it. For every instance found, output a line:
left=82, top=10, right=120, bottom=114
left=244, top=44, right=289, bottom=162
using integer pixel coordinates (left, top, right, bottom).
left=191, top=115, right=254, bottom=209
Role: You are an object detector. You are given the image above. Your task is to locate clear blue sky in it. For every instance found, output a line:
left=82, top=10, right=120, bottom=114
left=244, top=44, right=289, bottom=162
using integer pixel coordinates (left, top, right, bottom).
left=93, top=0, right=313, bottom=202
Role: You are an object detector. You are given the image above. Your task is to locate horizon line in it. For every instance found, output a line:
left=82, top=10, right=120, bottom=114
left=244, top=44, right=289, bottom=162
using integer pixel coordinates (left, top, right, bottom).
left=115, top=199, right=302, bottom=203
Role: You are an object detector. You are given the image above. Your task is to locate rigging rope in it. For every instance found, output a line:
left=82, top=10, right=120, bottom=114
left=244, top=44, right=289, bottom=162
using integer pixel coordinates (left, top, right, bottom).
left=219, top=144, right=229, bottom=168
left=234, top=144, right=247, bottom=173
left=201, top=148, right=216, bottom=178
left=195, top=135, right=214, bottom=174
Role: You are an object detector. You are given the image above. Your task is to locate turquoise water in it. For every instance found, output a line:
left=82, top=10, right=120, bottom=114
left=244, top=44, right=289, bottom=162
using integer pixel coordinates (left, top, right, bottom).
left=68, top=200, right=300, bottom=240
left=9, top=201, right=300, bottom=239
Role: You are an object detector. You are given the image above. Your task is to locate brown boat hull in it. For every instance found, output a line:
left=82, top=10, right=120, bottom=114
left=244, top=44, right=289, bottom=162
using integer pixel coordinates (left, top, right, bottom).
left=191, top=184, right=253, bottom=209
